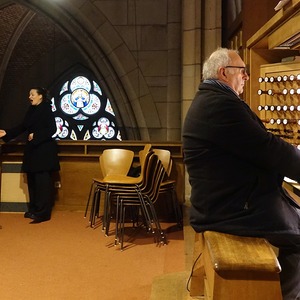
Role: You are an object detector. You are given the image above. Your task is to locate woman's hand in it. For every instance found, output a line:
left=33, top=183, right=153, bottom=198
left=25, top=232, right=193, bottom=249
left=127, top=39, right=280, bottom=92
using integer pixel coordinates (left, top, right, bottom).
left=0, top=129, right=7, bottom=138
left=28, top=133, right=34, bottom=141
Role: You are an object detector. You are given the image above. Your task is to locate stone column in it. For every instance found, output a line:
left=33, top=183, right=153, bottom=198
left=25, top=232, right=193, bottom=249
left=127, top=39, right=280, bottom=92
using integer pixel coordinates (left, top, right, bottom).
left=182, top=0, right=222, bottom=201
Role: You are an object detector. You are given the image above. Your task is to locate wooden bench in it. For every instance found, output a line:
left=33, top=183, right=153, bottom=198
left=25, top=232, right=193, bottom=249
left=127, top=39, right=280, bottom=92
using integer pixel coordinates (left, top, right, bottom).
left=189, top=231, right=282, bottom=300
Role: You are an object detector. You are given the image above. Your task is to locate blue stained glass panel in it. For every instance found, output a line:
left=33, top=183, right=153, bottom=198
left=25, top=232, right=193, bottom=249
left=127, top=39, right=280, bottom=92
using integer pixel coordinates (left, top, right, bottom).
left=53, top=74, right=121, bottom=140
left=60, top=81, right=69, bottom=95
left=105, top=98, right=115, bottom=116
left=93, top=81, right=102, bottom=95
left=70, top=76, right=91, bottom=92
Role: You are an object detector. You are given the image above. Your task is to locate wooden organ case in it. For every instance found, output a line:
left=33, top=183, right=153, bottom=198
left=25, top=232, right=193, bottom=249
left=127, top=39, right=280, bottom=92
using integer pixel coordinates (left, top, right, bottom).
left=246, top=0, right=300, bottom=193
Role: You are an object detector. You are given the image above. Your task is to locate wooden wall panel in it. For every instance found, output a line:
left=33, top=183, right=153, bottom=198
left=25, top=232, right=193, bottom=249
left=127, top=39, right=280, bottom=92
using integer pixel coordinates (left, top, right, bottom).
left=0, top=141, right=184, bottom=217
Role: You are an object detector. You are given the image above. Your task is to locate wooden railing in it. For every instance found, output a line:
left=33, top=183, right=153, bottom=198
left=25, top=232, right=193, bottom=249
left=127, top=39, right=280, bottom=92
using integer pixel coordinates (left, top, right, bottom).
left=0, top=140, right=184, bottom=215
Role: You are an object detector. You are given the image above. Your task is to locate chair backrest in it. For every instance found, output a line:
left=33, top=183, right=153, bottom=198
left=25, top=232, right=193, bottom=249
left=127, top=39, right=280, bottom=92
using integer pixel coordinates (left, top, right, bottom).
left=143, top=143, right=152, bottom=154
left=134, top=150, right=156, bottom=188
left=100, top=148, right=154, bottom=186
left=153, top=148, right=172, bottom=178
left=151, top=162, right=166, bottom=204
left=139, top=144, right=152, bottom=168
left=100, top=148, right=134, bottom=177
left=140, top=153, right=159, bottom=192
left=142, top=157, right=166, bottom=204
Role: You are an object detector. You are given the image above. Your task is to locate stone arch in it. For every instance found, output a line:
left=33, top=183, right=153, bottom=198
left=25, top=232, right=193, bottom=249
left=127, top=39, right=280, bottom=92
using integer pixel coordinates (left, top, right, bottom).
left=1, top=0, right=164, bottom=140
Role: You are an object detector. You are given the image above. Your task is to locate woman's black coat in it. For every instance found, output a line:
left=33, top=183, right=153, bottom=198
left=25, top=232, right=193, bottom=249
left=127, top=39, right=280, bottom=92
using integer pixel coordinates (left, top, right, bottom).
left=182, top=82, right=300, bottom=236
left=4, top=100, right=60, bottom=173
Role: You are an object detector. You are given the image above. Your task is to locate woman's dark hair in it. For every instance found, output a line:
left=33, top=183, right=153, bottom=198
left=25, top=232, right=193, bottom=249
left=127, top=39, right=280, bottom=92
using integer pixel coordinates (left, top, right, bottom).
left=32, top=87, right=51, bottom=102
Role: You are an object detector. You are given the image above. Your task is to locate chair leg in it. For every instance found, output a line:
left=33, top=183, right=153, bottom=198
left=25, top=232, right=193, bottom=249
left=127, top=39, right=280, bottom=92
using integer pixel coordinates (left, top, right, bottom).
left=144, top=195, right=167, bottom=245
left=90, top=187, right=101, bottom=228
left=117, top=200, right=141, bottom=251
left=136, top=191, right=153, bottom=234
left=102, top=184, right=110, bottom=233
left=120, top=199, right=126, bottom=251
left=130, top=206, right=139, bottom=227
left=171, top=188, right=183, bottom=228
left=89, top=186, right=98, bottom=227
left=114, top=195, right=121, bottom=246
left=104, top=191, right=112, bottom=236
left=84, top=182, right=96, bottom=218
left=95, top=188, right=102, bottom=223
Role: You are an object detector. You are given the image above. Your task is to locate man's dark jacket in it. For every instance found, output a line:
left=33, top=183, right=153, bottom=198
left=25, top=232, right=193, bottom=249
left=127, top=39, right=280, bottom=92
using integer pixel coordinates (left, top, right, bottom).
left=182, top=82, right=300, bottom=236
left=3, top=100, right=60, bottom=173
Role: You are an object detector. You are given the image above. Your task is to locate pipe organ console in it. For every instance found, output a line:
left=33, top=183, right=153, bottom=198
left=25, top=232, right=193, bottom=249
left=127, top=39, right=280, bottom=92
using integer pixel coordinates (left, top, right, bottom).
left=257, top=67, right=300, bottom=150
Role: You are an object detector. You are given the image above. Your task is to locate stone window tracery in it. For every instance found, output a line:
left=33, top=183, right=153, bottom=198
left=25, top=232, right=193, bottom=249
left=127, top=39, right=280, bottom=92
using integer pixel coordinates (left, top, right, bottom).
left=51, top=75, right=121, bottom=141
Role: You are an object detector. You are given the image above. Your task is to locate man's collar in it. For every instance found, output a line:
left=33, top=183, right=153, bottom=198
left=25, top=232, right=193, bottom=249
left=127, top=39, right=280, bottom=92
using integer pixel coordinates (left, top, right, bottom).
left=203, top=79, right=240, bottom=98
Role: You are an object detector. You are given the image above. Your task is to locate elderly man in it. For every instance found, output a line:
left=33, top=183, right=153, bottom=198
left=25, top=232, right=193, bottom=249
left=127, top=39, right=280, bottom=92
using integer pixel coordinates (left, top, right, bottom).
left=182, top=47, right=300, bottom=300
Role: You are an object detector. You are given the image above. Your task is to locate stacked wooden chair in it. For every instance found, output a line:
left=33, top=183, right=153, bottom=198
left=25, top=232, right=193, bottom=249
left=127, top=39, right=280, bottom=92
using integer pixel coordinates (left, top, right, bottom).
left=153, top=148, right=183, bottom=227
left=85, top=144, right=168, bottom=250
left=100, top=147, right=154, bottom=236
left=112, top=152, right=167, bottom=250
left=84, top=148, right=134, bottom=228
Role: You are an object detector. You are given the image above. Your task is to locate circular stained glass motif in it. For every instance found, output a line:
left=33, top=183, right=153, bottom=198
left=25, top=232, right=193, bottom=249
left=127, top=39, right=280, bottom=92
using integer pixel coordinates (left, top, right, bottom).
left=92, top=117, right=115, bottom=139
left=60, top=94, right=79, bottom=115
left=71, top=88, right=89, bottom=108
left=70, top=76, right=91, bottom=92
left=54, top=117, right=69, bottom=139
left=105, top=127, right=115, bottom=139
left=59, top=127, right=69, bottom=139
left=82, top=94, right=101, bottom=115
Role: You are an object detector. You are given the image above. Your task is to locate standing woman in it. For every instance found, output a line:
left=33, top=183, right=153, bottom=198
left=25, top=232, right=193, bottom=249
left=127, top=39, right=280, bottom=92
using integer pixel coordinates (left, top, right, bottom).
left=0, top=87, right=60, bottom=223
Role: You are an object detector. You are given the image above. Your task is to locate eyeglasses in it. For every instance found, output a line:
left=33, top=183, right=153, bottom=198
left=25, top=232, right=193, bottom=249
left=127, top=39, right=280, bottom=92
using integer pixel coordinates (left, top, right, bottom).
left=225, top=66, right=248, bottom=75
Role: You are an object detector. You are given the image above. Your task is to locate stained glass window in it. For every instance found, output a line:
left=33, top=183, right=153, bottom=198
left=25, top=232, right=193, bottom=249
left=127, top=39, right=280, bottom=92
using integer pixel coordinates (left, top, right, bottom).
left=51, top=75, right=121, bottom=141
